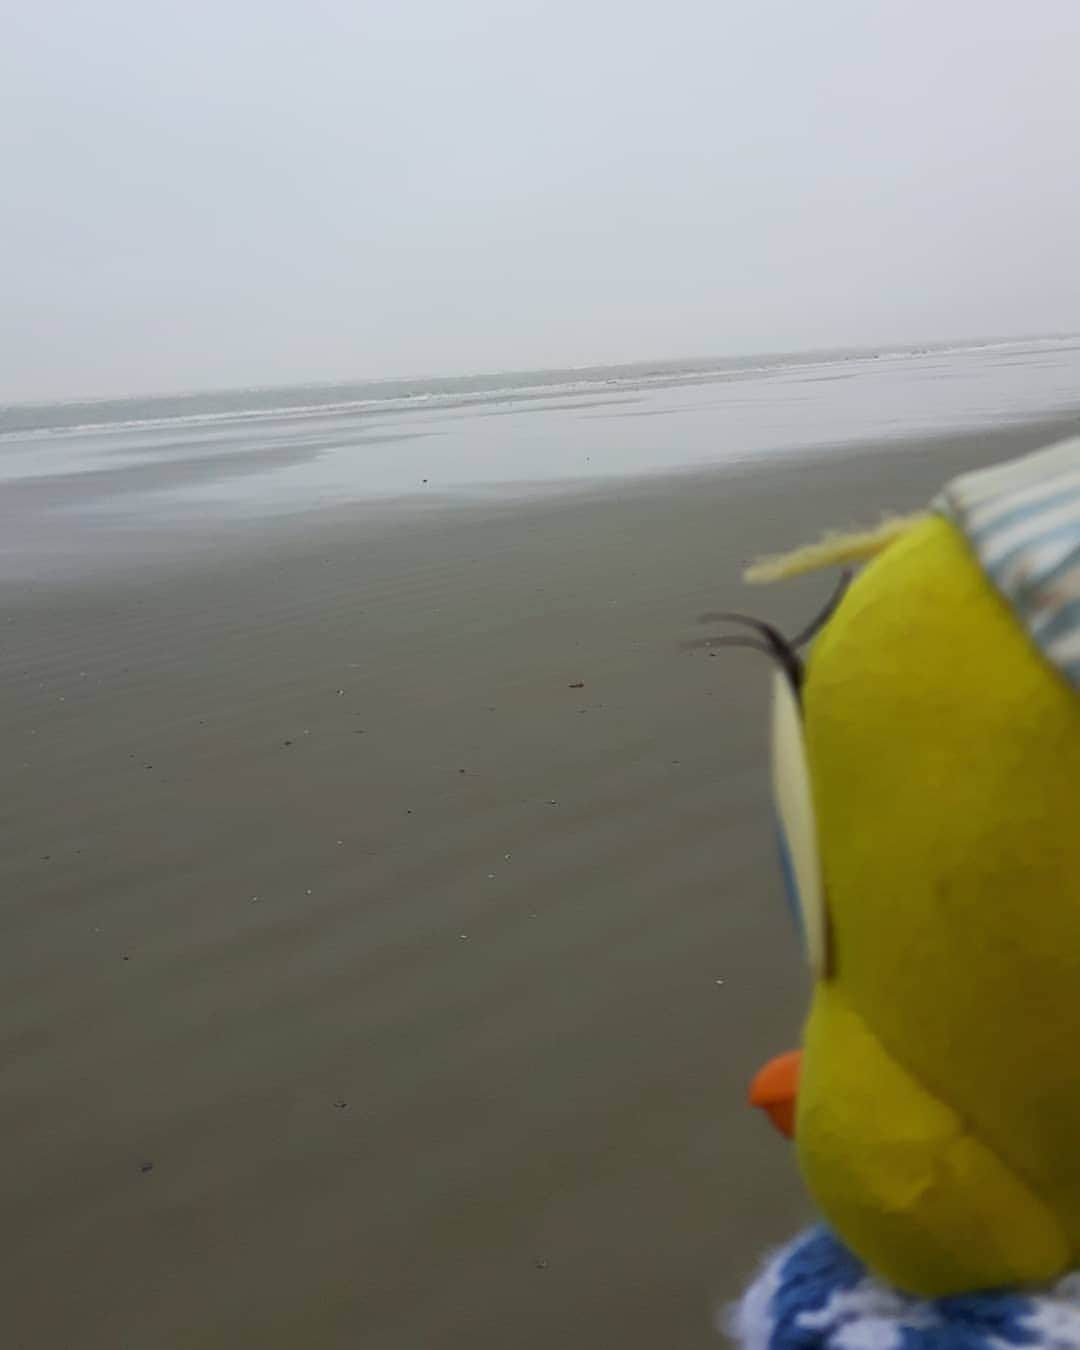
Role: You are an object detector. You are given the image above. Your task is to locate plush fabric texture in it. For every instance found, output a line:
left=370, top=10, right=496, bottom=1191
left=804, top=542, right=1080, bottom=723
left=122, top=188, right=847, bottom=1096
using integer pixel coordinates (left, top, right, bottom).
left=745, top=515, right=930, bottom=584
left=728, top=1226, right=1080, bottom=1350
left=935, top=437, right=1080, bottom=689
left=796, top=513, right=1080, bottom=1294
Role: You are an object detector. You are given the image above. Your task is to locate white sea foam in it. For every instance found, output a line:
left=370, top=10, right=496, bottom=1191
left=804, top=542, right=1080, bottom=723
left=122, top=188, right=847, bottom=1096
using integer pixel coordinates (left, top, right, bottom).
left=4, top=336, right=1073, bottom=443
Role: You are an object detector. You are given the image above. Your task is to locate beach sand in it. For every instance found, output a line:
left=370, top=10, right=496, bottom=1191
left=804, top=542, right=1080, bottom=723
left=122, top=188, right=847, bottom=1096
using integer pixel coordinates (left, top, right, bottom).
left=4, top=416, right=1075, bottom=1348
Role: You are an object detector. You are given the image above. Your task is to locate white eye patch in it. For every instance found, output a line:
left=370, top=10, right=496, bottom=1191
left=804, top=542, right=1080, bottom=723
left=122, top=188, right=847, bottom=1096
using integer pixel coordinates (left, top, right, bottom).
left=770, top=669, right=829, bottom=979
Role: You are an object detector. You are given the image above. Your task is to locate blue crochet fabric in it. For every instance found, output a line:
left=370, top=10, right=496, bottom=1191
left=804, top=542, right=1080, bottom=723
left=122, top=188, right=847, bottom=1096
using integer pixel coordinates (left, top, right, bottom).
left=727, top=1227, right=1080, bottom=1350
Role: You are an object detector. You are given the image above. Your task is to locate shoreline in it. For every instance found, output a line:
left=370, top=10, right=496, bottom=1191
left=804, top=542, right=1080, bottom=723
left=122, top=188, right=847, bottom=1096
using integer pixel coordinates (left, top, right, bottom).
left=6, top=407, right=1080, bottom=596
left=7, top=331, right=1073, bottom=431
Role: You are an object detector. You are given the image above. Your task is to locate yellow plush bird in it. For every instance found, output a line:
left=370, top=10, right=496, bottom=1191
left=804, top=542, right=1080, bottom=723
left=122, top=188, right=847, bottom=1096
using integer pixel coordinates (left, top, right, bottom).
left=728, top=438, right=1080, bottom=1343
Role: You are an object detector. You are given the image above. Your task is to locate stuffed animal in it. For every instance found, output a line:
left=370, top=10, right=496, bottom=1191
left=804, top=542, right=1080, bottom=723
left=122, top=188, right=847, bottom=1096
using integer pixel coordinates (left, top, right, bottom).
left=726, top=438, right=1080, bottom=1347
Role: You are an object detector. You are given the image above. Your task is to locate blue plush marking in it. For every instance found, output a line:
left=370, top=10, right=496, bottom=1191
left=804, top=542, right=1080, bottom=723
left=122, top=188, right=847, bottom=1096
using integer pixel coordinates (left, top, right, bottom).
left=767, top=1226, right=865, bottom=1349
left=729, top=1228, right=1069, bottom=1350
left=773, top=817, right=805, bottom=948
left=898, top=1291, right=1040, bottom=1350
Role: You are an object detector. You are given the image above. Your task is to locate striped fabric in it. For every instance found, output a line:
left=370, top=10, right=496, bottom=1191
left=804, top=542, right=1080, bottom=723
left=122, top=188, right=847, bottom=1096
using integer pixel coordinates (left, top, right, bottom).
left=935, top=437, right=1080, bottom=690
left=728, top=1226, right=1080, bottom=1350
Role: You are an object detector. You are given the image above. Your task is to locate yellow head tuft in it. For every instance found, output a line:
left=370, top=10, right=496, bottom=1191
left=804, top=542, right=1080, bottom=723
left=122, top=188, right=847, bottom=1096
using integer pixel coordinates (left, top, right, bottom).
left=744, top=513, right=929, bottom=584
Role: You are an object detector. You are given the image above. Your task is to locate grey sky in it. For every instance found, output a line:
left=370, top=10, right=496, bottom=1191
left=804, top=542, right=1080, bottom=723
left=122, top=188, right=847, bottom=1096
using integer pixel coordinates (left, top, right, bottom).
left=3, top=1, right=1079, bottom=402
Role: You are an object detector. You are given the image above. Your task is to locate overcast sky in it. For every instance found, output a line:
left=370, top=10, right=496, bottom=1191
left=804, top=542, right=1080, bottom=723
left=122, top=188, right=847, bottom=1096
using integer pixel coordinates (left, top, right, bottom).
left=3, top=1, right=1080, bottom=402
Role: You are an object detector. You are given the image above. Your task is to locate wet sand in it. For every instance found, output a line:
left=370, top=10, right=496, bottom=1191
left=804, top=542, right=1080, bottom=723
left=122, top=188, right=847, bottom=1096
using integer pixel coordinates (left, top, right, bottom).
left=4, top=415, right=1076, bottom=1348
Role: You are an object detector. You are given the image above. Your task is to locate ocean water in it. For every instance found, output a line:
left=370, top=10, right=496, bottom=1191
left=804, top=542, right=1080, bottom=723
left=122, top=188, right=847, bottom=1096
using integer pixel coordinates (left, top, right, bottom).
left=3, top=336, right=1079, bottom=577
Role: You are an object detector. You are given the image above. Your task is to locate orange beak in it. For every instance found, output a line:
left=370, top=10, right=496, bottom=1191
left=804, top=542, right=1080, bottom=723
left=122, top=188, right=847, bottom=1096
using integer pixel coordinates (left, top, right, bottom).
left=749, top=1049, right=802, bottom=1139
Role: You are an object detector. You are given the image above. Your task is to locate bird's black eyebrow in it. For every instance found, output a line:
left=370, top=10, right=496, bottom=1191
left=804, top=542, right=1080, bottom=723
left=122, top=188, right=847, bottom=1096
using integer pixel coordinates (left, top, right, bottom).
left=685, top=570, right=852, bottom=695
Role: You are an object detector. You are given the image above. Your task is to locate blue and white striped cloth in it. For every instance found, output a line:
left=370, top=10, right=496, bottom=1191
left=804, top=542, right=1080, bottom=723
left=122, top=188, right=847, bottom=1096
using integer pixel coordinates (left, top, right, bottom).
left=728, top=1226, right=1080, bottom=1350
left=935, top=437, right=1080, bottom=689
